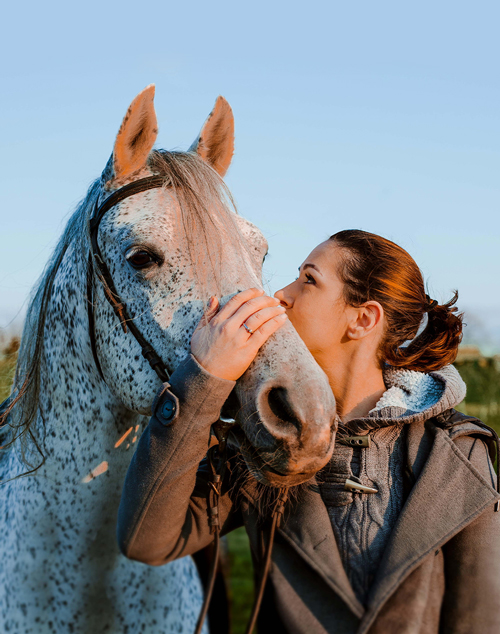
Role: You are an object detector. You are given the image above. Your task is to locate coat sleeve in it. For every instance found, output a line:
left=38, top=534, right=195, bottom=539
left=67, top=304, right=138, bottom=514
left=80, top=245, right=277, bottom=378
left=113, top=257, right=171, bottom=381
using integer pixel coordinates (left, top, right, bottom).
left=116, top=354, right=243, bottom=566
left=441, top=435, right=500, bottom=634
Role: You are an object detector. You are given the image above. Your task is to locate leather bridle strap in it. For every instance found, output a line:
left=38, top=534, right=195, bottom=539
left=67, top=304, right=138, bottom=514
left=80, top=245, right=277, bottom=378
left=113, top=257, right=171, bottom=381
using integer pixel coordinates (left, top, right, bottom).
left=89, top=176, right=166, bottom=232
left=244, top=488, right=289, bottom=634
left=87, top=176, right=170, bottom=383
left=194, top=419, right=289, bottom=634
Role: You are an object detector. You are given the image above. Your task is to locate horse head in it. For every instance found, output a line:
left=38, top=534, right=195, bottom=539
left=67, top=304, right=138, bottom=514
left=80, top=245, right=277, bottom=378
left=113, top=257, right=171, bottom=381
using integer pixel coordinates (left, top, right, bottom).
left=92, top=85, right=337, bottom=486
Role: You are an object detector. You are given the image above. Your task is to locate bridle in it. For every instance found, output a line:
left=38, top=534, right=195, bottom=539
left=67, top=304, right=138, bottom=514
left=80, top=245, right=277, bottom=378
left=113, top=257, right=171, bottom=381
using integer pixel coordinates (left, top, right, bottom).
left=86, top=174, right=288, bottom=634
left=195, top=427, right=289, bottom=634
left=86, top=175, right=171, bottom=383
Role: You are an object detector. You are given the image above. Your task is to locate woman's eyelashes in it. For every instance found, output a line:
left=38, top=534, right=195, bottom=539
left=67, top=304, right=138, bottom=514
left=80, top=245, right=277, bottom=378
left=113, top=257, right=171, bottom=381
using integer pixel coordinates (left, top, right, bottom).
left=294, top=272, right=316, bottom=285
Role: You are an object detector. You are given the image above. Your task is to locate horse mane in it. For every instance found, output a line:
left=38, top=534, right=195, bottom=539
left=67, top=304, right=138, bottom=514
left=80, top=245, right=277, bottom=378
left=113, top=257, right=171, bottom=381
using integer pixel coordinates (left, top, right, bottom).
left=1, top=150, right=246, bottom=480
left=0, top=179, right=101, bottom=477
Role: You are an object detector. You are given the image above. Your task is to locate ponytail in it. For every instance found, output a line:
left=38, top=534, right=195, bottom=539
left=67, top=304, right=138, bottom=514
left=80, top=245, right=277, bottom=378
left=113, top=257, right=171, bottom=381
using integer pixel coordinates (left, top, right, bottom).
left=384, top=291, right=463, bottom=372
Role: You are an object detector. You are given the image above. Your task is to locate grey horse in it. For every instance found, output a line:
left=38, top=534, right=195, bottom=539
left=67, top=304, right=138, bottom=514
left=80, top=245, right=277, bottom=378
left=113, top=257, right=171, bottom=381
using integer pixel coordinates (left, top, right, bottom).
left=0, top=85, right=336, bottom=633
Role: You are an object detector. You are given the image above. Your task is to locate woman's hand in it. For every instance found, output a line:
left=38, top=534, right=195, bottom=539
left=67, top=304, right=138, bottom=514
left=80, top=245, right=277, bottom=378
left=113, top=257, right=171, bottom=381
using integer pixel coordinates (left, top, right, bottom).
left=191, top=288, right=288, bottom=381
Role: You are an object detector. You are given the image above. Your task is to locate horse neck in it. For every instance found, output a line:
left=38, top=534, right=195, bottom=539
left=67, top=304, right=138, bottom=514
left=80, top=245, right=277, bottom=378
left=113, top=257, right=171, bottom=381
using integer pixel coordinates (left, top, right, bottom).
left=38, top=241, right=141, bottom=457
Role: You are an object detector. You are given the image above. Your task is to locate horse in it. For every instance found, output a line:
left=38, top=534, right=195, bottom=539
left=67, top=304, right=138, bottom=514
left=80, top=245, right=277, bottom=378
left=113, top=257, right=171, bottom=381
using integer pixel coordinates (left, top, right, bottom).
left=0, top=85, right=337, bottom=633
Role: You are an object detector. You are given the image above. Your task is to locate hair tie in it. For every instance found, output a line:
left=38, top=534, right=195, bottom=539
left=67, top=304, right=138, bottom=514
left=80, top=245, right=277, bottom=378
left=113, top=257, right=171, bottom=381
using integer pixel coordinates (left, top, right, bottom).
left=425, top=294, right=438, bottom=312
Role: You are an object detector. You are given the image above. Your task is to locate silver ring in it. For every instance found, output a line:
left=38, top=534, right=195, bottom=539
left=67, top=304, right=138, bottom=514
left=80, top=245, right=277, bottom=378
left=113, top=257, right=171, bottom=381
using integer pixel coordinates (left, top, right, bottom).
left=243, top=322, right=254, bottom=335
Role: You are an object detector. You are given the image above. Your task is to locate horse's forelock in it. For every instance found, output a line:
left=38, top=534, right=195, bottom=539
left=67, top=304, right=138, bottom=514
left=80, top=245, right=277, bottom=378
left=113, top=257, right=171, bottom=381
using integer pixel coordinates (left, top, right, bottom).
left=148, top=150, right=252, bottom=298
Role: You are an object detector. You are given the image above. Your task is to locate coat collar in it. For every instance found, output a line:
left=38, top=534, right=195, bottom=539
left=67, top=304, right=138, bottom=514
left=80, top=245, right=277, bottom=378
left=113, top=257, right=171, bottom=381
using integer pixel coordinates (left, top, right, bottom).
left=278, top=420, right=500, bottom=628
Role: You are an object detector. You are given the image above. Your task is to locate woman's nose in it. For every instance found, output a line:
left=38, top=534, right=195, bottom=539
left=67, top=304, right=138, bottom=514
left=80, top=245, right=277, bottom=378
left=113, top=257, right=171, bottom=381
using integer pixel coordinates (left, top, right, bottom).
left=274, top=287, right=293, bottom=308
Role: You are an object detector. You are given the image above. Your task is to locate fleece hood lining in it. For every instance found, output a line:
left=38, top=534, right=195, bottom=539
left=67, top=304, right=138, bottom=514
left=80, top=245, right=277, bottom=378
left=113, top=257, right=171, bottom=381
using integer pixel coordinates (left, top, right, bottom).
left=371, top=368, right=446, bottom=415
left=340, top=365, right=466, bottom=434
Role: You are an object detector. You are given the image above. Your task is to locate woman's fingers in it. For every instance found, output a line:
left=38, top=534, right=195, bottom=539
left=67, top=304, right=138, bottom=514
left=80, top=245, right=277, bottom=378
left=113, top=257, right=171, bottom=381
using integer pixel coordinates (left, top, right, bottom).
left=229, top=294, right=281, bottom=330
left=245, top=312, right=288, bottom=350
left=241, top=305, right=286, bottom=333
left=214, top=288, right=264, bottom=322
left=191, top=290, right=288, bottom=381
left=195, top=291, right=280, bottom=340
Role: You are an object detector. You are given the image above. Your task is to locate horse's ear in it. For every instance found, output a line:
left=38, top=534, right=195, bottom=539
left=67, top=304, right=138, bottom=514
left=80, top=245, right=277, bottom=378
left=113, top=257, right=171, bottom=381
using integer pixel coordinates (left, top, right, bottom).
left=109, top=85, right=158, bottom=187
left=189, top=96, right=234, bottom=177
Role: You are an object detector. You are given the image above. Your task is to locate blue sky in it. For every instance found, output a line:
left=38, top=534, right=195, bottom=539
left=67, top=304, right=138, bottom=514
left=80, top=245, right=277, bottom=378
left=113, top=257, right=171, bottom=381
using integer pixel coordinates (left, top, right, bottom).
left=1, top=1, right=499, bottom=349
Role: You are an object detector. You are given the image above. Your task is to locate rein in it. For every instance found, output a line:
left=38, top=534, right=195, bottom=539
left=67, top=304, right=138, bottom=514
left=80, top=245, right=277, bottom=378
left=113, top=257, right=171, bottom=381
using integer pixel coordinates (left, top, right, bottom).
left=194, top=417, right=289, bottom=634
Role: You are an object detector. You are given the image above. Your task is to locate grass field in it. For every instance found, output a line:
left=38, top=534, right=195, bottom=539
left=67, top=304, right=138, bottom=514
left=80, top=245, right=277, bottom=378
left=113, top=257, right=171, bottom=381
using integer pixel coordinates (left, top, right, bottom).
left=1, top=341, right=499, bottom=633
left=0, top=338, right=18, bottom=403
left=226, top=528, right=254, bottom=632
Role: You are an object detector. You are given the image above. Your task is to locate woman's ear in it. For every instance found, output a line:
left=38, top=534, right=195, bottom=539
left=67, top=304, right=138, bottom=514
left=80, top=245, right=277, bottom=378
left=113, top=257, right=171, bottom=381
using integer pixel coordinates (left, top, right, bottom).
left=346, top=301, right=384, bottom=340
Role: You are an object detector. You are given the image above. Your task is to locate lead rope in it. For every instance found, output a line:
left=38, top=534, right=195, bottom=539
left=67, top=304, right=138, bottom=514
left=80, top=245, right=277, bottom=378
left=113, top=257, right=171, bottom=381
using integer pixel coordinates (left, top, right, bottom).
left=244, top=488, right=289, bottom=634
left=193, top=419, right=289, bottom=634
left=194, top=422, right=233, bottom=634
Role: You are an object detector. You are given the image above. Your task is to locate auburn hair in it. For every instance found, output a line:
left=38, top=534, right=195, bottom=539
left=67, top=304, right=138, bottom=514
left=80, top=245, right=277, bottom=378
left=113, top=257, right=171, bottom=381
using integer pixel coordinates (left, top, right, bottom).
left=329, top=230, right=463, bottom=372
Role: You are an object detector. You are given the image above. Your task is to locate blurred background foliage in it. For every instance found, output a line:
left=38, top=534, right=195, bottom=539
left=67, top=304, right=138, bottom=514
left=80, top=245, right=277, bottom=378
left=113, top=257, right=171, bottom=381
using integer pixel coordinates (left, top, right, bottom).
left=454, top=346, right=500, bottom=437
left=1, top=340, right=499, bottom=632
left=0, top=337, right=18, bottom=404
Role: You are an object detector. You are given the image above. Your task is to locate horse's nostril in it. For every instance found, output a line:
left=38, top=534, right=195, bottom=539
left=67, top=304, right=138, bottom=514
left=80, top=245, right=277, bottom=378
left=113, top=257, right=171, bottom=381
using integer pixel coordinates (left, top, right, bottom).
left=267, top=387, right=302, bottom=434
left=221, top=388, right=239, bottom=420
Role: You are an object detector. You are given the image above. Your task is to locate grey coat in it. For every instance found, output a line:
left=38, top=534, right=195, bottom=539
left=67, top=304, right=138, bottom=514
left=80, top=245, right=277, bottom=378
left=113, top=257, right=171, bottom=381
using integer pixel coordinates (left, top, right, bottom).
left=117, top=355, right=500, bottom=634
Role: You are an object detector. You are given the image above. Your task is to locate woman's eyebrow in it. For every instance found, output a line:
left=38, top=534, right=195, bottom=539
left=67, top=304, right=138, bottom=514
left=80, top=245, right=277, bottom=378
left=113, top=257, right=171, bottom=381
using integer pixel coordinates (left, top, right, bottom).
left=299, top=263, right=321, bottom=273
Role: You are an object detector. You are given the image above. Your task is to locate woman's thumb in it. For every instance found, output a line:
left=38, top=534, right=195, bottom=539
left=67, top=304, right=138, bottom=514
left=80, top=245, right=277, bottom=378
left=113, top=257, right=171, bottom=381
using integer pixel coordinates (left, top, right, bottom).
left=205, top=296, right=219, bottom=321
left=195, top=296, right=219, bottom=331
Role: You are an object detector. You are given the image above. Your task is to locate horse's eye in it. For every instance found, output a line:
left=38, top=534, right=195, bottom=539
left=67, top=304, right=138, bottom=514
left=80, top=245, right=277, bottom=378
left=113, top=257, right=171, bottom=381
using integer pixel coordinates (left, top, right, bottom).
left=126, top=250, right=156, bottom=269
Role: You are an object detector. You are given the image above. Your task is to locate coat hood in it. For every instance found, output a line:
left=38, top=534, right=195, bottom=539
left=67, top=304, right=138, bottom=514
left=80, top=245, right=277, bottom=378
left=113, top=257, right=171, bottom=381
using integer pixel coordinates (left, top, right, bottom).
left=342, top=364, right=466, bottom=435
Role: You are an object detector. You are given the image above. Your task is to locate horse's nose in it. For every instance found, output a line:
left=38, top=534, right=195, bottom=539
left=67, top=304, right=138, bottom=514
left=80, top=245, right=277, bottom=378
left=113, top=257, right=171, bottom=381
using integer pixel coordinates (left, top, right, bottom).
left=257, top=380, right=335, bottom=454
left=232, top=377, right=336, bottom=486
left=233, top=318, right=337, bottom=486
left=267, top=387, right=302, bottom=436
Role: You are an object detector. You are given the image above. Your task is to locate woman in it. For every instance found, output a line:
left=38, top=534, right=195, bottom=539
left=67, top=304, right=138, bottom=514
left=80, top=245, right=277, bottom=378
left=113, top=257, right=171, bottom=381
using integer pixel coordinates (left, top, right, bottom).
left=117, top=230, right=500, bottom=634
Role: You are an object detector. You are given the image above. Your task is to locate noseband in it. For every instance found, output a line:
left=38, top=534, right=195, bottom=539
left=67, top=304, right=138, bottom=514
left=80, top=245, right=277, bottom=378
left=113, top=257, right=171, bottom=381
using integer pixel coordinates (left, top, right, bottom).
left=86, top=175, right=171, bottom=383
